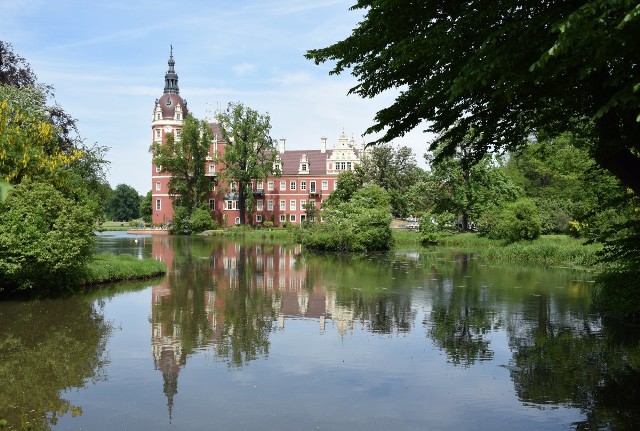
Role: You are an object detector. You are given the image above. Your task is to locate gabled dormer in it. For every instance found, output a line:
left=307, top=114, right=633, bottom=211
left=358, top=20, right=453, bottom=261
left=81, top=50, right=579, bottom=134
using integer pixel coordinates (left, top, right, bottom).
left=298, top=154, right=309, bottom=174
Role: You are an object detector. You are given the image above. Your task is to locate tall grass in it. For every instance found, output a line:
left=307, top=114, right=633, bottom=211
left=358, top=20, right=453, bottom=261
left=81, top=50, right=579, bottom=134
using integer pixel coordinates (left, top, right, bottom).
left=82, top=253, right=166, bottom=284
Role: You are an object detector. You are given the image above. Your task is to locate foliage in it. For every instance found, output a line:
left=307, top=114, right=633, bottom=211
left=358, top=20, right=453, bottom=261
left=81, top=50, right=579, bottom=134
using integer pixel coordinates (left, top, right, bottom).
left=189, top=206, right=218, bottom=233
left=150, top=114, right=213, bottom=211
left=0, top=181, right=96, bottom=293
left=140, top=190, right=152, bottom=223
left=300, top=184, right=393, bottom=252
left=0, top=85, right=82, bottom=184
left=429, top=144, right=520, bottom=230
left=306, top=1, right=640, bottom=197
left=322, top=170, right=361, bottom=207
left=216, top=102, right=278, bottom=225
left=479, top=199, right=541, bottom=243
left=106, top=183, right=141, bottom=221
left=359, top=144, right=422, bottom=217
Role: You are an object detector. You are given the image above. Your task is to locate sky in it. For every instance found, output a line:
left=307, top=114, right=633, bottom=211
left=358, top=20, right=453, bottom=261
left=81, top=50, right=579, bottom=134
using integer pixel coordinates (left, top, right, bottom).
left=1, top=0, right=432, bottom=194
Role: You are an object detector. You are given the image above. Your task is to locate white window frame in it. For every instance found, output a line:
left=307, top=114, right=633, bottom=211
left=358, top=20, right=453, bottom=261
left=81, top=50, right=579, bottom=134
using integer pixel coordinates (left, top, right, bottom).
left=290, top=214, right=296, bottom=222
left=280, top=214, right=286, bottom=222
left=279, top=181, right=286, bottom=190
left=280, top=200, right=285, bottom=211
left=290, top=200, right=296, bottom=211
left=322, top=180, right=328, bottom=190
left=256, top=200, right=263, bottom=211
left=268, top=181, right=274, bottom=191
left=155, top=182, right=161, bottom=191
left=209, top=199, right=215, bottom=211
left=267, top=200, right=274, bottom=211
left=301, top=181, right=307, bottom=190
left=155, top=199, right=161, bottom=211
left=256, top=214, right=263, bottom=223
left=290, top=181, right=296, bottom=191
left=257, top=180, right=264, bottom=190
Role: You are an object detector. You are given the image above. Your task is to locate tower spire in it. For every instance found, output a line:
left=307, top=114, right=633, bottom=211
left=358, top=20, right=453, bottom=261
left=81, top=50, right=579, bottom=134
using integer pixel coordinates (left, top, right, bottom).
left=163, top=45, right=180, bottom=95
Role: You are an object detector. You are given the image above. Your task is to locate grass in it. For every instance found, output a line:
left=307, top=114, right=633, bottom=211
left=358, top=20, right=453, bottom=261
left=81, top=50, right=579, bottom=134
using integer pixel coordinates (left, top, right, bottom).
left=82, top=253, right=166, bottom=285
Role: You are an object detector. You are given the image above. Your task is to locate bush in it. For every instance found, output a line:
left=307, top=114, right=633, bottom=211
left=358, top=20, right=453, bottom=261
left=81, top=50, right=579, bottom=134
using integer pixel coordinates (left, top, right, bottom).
left=190, top=207, right=217, bottom=233
left=481, top=199, right=541, bottom=243
left=0, top=181, right=96, bottom=293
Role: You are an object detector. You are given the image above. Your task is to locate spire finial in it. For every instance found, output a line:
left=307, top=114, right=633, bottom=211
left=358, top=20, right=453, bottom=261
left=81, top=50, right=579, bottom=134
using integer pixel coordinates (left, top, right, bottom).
left=164, top=46, right=179, bottom=95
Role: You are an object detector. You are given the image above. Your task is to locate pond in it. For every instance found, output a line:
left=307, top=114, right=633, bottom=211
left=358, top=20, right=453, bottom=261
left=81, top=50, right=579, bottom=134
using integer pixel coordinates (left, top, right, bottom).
left=1, top=232, right=640, bottom=430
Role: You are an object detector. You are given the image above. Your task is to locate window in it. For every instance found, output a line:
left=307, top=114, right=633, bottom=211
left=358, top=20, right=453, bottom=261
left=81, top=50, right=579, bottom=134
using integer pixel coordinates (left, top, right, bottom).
left=290, top=181, right=296, bottom=191
left=225, top=200, right=238, bottom=210
left=256, top=214, right=263, bottom=223
left=280, top=214, right=286, bottom=222
left=257, top=180, right=264, bottom=190
left=268, top=181, right=274, bottom=191
left=290, top=214, right=296, bottom=222
left=155, top=199, right=161, bottom=211
left=176, top=113, right=181, bottom=120
left=156, top=165, right=162, bottom=173
left=301, top=163, right=307, bottom=171
left=322, top=180, right=328, bottom=190
left=155, top=129, right=161, bottom=140
left=231, top=181, right=237, bottom=192
left=310, top=181, right=316, bottom=192
left=334, top=181, right=337, bottom=190
left=301, top=214, right=306, bottom=223
left=347, top=162, right=352, bottom=170
left=300, top=200, right=306, bottom=210
left=267, top=200, right=274, bottom=211
left=209, top=199, right=215, bottom=211
left=176, top=129, right=181, bottom=139
left=155, top=182, right=161, bottom=191
left=280, top=181, right=286, bottom=190
left=301, top=181, right=307, bottom=190
left=256, top=200, right=263, bottom=211
left=208, top=165, right=216, bottom=174
left=235, top=217, right=241, bottom=225
left=280, top=200, right=285, bottom=211
left=290, top=200, right=296, bottom=211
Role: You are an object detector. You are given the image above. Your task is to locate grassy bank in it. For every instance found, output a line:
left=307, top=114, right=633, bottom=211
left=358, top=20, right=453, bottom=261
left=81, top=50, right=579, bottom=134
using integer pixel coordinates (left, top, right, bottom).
left=82, top=253, right=166, bottom=284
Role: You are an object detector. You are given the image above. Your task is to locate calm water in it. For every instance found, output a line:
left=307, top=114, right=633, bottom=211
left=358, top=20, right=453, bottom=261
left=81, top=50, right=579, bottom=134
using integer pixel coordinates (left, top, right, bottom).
left=1, top=232, right=640, bottom=430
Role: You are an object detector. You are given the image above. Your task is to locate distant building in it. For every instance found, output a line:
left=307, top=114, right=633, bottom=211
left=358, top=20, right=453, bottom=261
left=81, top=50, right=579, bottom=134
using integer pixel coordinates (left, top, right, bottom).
left=151, top=50, right=368, bottom=227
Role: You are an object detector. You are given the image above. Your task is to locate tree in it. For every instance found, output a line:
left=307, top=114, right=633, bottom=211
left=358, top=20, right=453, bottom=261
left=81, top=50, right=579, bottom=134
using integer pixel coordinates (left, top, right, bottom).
left=359, top=144, right=420, bottom=217
left=322, top=170, right=362, bottom=208
left=140, top=190, right=153, bottom=223
left=429, top=143, right=520, bottom=231
left=107, top=184, right=141, bottom=221
left=150, top=114, right=213, bottom=213
left=306, top=1, right=640, bottom=197
left=216, top=102, right=278, bottom=225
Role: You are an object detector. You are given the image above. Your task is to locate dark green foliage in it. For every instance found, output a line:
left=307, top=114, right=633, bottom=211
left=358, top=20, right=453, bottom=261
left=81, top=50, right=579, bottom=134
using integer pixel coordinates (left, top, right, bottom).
left=300, top=184, right=393, bottom=252
left=140, top=190, right=152, bottom=223
left=0, top=181, right=96, bottom=293
left=106, top=183, right=141, bottom=221
left=322, top=170, right=361, bottom=207
left=306, top=1, right=640, bottom=197
left=216, top=102, right=278, bottom=225
left=170, top=205, right=191, bottom=235
left=479, top=199, right=541, bottom=243
left=189, top=206, right=217, bottom=233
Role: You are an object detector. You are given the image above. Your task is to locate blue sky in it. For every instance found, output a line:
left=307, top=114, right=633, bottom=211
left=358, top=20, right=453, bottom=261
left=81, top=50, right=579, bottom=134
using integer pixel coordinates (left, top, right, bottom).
left=2, top=0, right=431, bottom=194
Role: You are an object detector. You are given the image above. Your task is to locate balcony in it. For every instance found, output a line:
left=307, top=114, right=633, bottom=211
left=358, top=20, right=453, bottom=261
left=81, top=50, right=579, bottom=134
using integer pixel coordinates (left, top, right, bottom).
left=253, top=189, right=265, bottom=198
left=205, top=171, right=217, bottom=177
left=308, top=190, right=322, bottom=198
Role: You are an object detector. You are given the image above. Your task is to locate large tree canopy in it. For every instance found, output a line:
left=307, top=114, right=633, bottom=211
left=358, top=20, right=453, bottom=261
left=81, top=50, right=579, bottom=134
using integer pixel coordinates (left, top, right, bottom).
left=306, top=1, right=640, bottom=196
left=216, top=102, right=278, bottom=225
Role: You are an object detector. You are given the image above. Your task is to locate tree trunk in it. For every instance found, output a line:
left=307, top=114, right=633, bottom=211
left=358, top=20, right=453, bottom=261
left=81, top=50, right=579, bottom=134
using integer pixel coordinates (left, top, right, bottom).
left=238, top=183, right=246, bottom=225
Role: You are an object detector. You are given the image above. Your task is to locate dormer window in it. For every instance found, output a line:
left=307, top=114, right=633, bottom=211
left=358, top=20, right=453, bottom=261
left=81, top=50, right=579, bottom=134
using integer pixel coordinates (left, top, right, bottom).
left=298, top=154, right=309, bottom=174
left=301, top=164, right=307, bottom=171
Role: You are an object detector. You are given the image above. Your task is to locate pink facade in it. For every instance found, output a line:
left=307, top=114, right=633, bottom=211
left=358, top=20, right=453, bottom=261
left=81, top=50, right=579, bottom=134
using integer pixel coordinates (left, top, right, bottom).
left=151, top=51, right=366, bottom=227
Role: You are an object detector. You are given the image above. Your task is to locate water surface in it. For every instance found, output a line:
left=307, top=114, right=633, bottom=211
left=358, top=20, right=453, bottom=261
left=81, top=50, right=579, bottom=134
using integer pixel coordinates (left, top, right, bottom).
left=1, top=232, right=639, bottom=430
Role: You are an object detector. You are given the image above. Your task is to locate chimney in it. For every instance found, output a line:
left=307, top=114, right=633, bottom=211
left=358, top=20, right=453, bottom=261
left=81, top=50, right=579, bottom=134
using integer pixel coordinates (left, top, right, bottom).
left=320, top=137, right=327, bottom=154
left=279, top=138, right=286, bottom=154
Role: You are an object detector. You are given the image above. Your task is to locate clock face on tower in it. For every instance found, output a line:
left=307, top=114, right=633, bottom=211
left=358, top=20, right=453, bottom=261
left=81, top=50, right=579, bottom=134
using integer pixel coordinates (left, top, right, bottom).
left=164, top=125, right=172, bottom=133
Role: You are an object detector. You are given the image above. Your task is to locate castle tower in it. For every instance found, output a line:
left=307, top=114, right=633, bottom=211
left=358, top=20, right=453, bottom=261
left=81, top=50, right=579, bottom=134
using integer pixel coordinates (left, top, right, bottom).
left=151, top=46, right=188, bottom=225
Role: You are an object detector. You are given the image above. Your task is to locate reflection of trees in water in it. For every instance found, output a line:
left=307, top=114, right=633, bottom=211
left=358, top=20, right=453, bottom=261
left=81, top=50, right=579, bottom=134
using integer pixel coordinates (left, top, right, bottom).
left=0, top=298, right=111, bottom=431
left=507, top=295, right=640, bottom=430
left=425, top=278, right=500, bottom=366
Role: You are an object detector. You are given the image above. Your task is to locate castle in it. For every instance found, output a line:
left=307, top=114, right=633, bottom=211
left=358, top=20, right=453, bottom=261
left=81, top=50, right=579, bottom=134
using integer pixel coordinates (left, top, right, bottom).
left=151, top=50, right=368, bottom=227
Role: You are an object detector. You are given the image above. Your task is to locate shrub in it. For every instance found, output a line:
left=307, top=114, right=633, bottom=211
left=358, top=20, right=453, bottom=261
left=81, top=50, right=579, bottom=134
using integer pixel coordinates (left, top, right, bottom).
left=481, top=199, right=541, bottom=243
left=190, top=207, right=217, bottom=233
left=0, top=181, right=96, bottom=293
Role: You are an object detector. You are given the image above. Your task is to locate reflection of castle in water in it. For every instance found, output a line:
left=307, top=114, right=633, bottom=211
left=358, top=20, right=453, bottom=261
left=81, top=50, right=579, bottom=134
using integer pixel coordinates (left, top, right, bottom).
left=149, top=237, right=359, bottom=419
